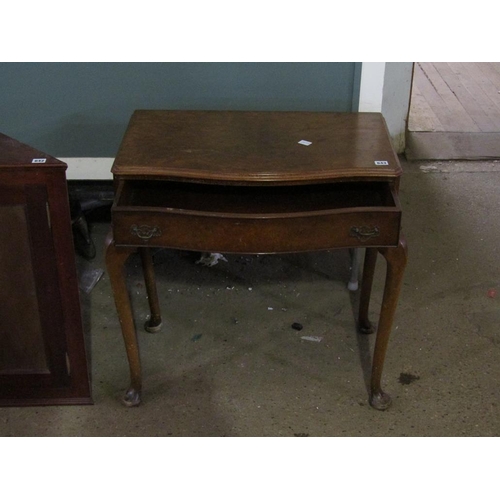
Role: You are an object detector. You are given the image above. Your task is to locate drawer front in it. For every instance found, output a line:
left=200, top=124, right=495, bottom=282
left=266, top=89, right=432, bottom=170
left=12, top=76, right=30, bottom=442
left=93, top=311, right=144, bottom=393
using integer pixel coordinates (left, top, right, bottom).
left=112, top=209, right=401, bottom=253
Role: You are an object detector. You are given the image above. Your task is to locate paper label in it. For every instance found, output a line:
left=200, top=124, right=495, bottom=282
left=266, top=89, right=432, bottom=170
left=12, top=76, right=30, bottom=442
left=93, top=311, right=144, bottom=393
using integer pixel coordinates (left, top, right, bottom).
left=32, top=158, right=47, bottom=163
left=374, top=160, right=389, bottom=165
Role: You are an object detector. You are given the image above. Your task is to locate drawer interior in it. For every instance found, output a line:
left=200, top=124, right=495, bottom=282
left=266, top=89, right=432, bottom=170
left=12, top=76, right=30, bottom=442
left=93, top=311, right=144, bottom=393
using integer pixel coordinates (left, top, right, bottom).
left=116, top=180, right=399, bottom=215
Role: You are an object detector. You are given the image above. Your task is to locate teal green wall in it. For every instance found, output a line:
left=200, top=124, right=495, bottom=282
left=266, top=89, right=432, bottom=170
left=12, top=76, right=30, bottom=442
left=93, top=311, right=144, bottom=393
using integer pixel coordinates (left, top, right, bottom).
left=0, top=63, right=361, bottom=157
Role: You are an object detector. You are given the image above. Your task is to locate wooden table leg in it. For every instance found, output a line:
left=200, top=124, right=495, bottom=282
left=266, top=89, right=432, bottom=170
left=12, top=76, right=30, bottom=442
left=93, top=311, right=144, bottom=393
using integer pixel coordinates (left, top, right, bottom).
left=105, top=232, right=142, bottom=407
left=358, top=247, right=378, bottom=334
left=139, top=247, right=163, bottom=333
left=369, top=236, right=408, bottom=410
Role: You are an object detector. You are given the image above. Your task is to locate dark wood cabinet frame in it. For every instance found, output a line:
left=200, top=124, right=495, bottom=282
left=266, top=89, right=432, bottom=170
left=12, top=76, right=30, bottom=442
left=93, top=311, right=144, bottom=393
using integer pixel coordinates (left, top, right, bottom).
left=0, top=133, right=92, bottom=406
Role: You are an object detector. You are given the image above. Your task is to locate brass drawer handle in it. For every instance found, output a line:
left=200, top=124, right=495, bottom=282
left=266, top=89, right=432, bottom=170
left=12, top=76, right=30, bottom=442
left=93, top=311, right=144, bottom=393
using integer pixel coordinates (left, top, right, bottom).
left=131, top=224, right=162, bottom=240
left=349, top=226, right=380, bottom=242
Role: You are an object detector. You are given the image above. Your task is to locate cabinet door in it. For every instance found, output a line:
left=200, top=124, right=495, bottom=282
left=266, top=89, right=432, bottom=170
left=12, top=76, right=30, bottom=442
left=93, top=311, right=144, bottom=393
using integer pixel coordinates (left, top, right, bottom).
left=0, top=183, right=71, bottom=397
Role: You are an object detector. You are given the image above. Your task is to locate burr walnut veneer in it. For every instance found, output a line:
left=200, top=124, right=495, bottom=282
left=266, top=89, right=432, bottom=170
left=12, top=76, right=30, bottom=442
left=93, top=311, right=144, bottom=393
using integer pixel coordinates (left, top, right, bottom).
left=106, top=110, right=407, bottom=410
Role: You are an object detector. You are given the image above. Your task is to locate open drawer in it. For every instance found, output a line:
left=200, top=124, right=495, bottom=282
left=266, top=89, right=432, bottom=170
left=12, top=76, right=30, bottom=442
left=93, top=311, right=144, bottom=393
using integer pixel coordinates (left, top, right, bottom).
left=111, top=179, right=402, bottom=253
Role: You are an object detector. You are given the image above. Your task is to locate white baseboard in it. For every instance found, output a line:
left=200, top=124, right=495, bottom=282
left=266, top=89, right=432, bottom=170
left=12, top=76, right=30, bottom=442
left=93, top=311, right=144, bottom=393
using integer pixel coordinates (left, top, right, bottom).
left=60, top=158, right=114, bottom=180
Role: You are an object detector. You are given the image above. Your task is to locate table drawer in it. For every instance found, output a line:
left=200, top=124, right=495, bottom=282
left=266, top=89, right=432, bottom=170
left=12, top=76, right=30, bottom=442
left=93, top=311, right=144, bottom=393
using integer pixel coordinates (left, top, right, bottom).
left=112, top=180, right=402, bottom=253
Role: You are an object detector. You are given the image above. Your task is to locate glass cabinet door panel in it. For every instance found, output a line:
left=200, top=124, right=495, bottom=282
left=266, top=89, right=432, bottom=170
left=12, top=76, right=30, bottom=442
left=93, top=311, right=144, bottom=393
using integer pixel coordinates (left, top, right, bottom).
left=0, top=205, right=48, bottom=373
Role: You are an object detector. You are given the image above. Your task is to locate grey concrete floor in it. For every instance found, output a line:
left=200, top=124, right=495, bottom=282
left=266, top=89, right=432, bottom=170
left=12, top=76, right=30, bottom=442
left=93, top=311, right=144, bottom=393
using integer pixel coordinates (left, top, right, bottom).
left=1, top=157, right=500, bottom=436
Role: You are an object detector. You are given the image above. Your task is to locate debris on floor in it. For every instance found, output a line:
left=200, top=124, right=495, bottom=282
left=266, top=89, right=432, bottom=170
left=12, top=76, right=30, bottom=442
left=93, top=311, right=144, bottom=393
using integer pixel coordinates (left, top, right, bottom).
left=191, top=334, right=203, bottom=342
left=420, top=165, right=438, bottom=173
left=196, top=252, right=228, bottom=267
left=300, top=335, right=323, bottom=343
left=78, top=266, right=104, bottom=294
left=292, top=322, right=304, bottom=331
left=398, top=373, right=420, bottom=385
left=487, top=288, right=497, bottom=298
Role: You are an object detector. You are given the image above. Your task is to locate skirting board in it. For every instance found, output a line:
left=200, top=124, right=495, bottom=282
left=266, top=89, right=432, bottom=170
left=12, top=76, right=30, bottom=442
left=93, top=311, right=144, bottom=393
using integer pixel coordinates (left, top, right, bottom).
left=61, top=158, right=114, bottom=180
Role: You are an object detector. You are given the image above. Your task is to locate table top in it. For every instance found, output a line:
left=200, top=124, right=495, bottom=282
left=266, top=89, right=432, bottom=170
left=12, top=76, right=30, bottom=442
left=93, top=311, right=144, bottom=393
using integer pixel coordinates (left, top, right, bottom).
left=112, top=110, right=402, bottom=185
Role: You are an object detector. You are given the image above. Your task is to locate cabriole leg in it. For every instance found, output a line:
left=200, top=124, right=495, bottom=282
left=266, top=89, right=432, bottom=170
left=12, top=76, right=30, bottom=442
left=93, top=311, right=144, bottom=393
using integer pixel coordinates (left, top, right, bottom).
left=358, top=247, right=378, bottom=334
left=105, top=232, right=142, bottom=407
left=369, top=236, right=408, bottom=410
left=139, top=247, right=163, bottom=333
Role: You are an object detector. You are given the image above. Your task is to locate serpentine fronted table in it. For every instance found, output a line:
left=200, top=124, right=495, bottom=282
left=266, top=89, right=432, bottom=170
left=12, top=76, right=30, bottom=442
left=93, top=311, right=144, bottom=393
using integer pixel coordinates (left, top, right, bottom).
left=105, top=110, right=407, bottom=410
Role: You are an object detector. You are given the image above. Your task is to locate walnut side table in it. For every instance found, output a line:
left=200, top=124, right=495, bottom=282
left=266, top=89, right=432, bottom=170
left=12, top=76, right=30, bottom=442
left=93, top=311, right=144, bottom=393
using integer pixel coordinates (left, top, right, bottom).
left=106, top=110, right=407, bottom=410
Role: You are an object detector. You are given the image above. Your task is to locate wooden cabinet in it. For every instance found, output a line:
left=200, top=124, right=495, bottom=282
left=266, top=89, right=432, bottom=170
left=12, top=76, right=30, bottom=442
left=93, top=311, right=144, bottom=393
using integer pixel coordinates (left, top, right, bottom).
left=0, top=133, right=91, bottom=406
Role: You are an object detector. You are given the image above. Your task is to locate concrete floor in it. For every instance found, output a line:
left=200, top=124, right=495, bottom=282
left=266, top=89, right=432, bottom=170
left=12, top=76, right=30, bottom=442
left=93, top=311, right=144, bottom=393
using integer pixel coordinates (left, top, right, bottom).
left=1, top=157, right=500, bottom=436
